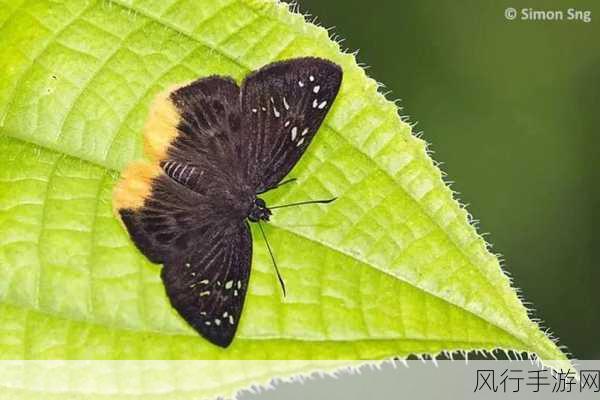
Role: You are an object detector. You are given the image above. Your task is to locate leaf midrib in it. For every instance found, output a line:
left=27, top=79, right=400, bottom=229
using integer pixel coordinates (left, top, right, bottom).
left=2, top=301, right=517, bottom=349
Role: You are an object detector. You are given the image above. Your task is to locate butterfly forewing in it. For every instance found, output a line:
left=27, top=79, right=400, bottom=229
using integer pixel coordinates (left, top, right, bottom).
left=161, top=221, right=252, bottom=348
left=156, top=77, right=251, bottom=217
left=241, top=57, right=343, bottom=192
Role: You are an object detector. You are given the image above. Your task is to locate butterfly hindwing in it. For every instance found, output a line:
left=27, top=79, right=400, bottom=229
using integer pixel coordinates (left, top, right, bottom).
left=161, top=221, right=252, bottom=348
left=240, top=57, right=343, bottom=192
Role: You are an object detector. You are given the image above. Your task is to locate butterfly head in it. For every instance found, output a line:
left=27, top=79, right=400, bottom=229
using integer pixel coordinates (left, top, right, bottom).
left=248, top=197, right=271, bottom=222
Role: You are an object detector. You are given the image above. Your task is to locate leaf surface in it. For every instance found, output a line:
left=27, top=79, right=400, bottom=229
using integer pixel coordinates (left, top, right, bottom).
left=0, top=0, right=569, bottom=397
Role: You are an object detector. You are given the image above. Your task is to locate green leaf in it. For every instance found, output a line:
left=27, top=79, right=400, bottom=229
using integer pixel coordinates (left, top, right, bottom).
left=0, top=0, right=570, bottom=396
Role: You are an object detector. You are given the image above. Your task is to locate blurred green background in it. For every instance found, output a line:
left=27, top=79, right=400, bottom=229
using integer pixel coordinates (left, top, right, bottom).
left=290, top=0, right=599, bottom=359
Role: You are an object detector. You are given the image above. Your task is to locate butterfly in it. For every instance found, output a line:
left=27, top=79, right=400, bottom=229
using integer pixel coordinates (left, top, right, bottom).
left=113, top=57, right=343, bottom=347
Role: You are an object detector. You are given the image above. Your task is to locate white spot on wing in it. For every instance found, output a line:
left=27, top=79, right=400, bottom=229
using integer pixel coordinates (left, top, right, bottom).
left=318, top=100, right=327, bottom=109
left=301, top=128, right=309, bottom=136
left=283, top=97, right=290, bottom=110
left=200, top=279, right=209, bottom=285
left=309, top=75, right=315, bottom=82
left=261, top=106, right=266, bottom=112
left=229, top=315, right=235, bottom=325
left=237, top=280, right=242, bottom=289
left=205, top=321, right=211, bottom=326
left=296, top=138, right=305, bottom=147
left=313, top=85, right=320, bottom=93
left=270, top=97, right=280, bottom=117
left=284, top=120, right=290, bottom=127
left=225, top=280, right=233, bottom=289
left=291, top=126, right=298, bottom=140
left=200, top=291, right=210, bottom=297
left=298, top=80, right=304, bottom=87
left=214, top=319, right=221, bottom=326
left=312, top=99, right=318, bottom=108
left=252, top=108, right=257, bottom=113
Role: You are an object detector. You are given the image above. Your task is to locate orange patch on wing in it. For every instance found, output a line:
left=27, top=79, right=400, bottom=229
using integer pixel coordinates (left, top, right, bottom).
left=143, top=86, right=182, bottom=162
left=113, top=161, right=162, bottom=213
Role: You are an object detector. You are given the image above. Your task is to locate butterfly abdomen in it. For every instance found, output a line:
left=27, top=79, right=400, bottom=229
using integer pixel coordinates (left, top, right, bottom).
left=161, top=159, right=199, bottom=186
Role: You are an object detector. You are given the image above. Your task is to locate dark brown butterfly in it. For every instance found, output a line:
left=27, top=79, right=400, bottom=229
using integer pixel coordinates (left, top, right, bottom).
left=113, top=58, right=343, bottom=347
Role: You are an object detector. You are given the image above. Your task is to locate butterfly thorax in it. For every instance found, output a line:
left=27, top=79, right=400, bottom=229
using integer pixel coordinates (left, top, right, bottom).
left=247, top=197, right=271, bottom=222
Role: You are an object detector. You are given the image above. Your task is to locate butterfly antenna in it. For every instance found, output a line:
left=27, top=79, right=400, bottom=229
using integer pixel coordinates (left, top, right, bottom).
left=258, top=221, right=287, bottom=298
left=270, top=197, right=337, bottom=209
left=275, top=178, right=297, bottom=188
left=258, top=178, right=297, bottom=194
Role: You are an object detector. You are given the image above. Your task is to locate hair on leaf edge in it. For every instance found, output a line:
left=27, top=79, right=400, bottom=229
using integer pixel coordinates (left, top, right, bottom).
left=268, top=0, right=571, bottom=367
